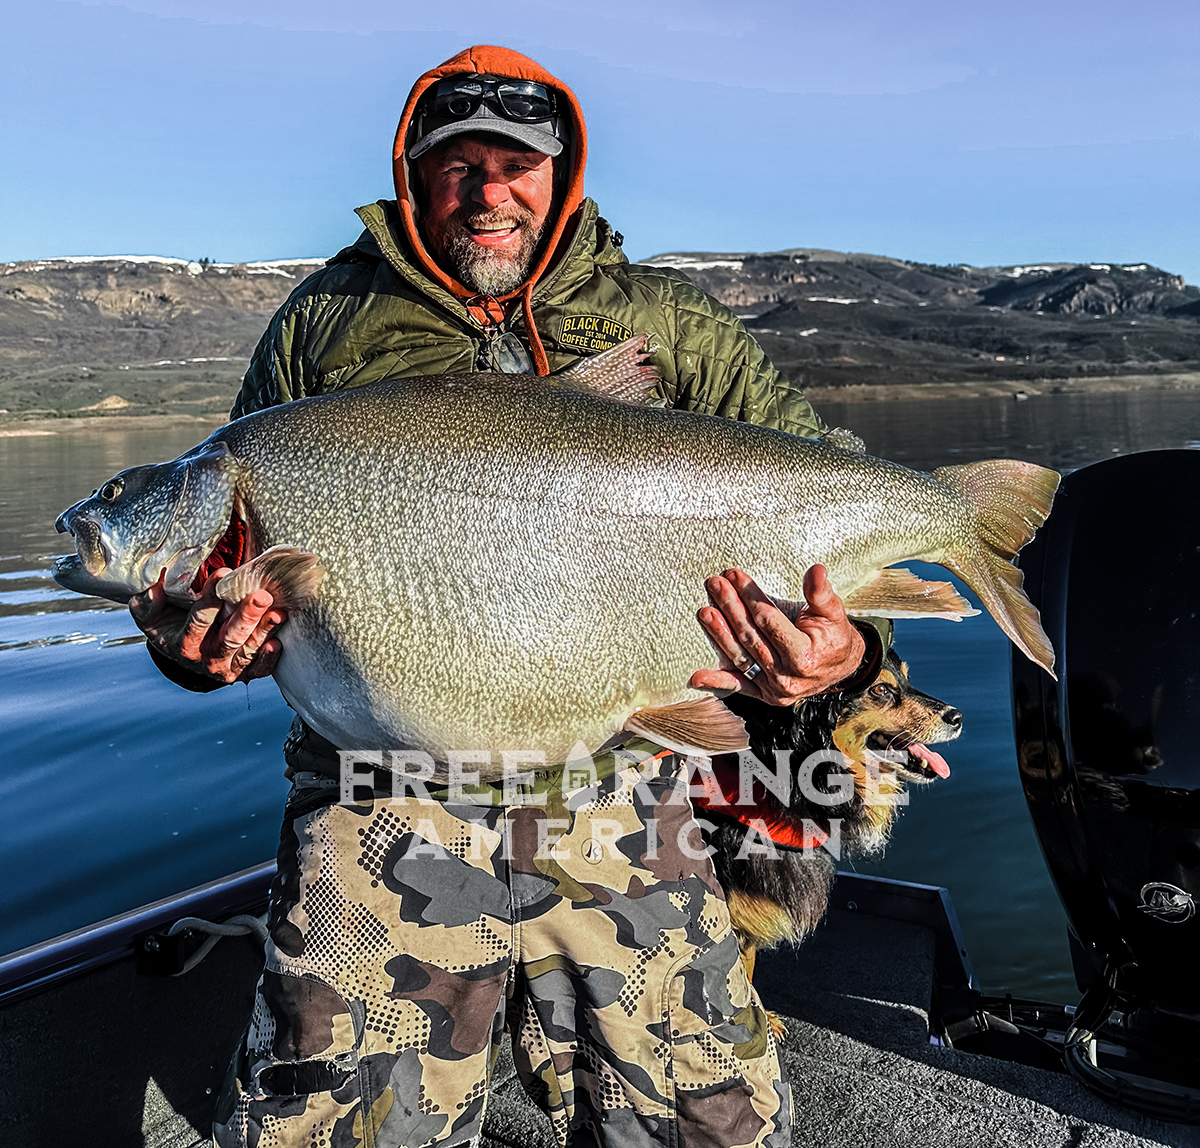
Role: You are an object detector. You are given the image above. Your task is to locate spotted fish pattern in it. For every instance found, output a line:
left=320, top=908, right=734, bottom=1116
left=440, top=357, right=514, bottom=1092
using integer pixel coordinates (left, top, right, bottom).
left=214, top=753, right=791, bottom=1148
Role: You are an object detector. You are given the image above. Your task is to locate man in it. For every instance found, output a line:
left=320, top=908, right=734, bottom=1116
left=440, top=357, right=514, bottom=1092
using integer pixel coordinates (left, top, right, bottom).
left=133, top=46, right=882, bottom=1148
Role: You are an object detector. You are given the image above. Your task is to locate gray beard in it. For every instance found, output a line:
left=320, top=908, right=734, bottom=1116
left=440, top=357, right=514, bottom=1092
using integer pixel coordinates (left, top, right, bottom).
left=439, top=208, right=545, bottom=297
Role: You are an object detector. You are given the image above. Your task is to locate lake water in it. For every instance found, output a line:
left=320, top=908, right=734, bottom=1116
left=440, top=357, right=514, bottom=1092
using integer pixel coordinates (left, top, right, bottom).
left=2, top=390, right=1199, bottom=1005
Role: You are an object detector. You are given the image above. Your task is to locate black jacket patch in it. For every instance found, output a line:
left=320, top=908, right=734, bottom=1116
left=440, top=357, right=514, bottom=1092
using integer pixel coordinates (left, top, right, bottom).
left=559, top=314, right=633, bottom=353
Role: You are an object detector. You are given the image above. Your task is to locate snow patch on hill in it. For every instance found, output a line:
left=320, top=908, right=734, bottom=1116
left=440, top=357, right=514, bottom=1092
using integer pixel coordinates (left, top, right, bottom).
left=0, top=255, right=326, bottom=277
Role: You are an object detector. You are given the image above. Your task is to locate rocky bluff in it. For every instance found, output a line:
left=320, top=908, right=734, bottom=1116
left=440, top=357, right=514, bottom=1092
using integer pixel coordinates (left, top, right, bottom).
left=643, top=250, right=1199, bottom=390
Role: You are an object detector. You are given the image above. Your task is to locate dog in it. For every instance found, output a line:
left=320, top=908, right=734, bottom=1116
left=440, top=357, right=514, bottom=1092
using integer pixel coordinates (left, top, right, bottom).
left=699, top=650, right=962, bottom=1019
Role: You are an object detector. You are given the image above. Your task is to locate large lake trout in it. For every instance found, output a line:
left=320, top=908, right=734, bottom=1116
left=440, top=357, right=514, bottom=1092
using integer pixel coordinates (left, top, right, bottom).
left=53, top=342, right=1058, bottom=774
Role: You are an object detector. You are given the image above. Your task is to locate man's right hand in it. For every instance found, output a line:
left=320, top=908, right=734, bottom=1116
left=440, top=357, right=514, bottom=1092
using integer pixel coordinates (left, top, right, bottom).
left=130, top=568, right=287, bottom=685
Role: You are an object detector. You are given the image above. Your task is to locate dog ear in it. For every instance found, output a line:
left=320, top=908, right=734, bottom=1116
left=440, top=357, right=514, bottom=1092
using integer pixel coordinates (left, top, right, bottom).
left=792, top=692, right=851, bottom=749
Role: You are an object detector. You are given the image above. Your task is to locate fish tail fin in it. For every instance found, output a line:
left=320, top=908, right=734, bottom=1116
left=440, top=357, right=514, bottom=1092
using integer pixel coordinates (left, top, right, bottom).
left=216, top=545, right=325, bottom=611
left=555, top=335, right=660, bottom=402
left=932, top=459, right=1060, bottom=677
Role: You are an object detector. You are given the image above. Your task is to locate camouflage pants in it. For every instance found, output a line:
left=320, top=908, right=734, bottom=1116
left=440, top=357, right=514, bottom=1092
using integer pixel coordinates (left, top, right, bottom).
left=214, top=755, right=790, bottom=1148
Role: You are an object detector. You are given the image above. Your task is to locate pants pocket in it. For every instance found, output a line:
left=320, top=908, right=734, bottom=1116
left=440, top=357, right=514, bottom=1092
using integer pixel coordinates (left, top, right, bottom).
left=212, top=1031, right=365, bottom=1148
left=252, top=967, right=363, bottom=1064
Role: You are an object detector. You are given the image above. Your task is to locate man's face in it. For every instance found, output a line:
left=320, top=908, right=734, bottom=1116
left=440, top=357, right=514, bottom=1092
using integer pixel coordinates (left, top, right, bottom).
left=417, top=136, right=556, bottom=297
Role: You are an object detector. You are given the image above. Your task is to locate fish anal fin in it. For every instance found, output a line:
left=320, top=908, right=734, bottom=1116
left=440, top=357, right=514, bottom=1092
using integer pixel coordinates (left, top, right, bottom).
left=622, top=696, right=750, bottom=755
left=843, top=568, right=981, bottom=620
left=216, top=545, right=325, bottom=611
left=555, top=335, right=660, bottom=402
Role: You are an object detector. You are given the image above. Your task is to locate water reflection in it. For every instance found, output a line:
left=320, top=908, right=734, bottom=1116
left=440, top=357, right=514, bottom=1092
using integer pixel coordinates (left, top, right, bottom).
left=820, top=389, right=1200, bottom=474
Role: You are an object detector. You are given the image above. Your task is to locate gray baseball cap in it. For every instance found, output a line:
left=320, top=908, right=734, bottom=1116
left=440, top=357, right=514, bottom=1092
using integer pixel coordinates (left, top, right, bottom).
left=409, top=75, right=566, bottom=159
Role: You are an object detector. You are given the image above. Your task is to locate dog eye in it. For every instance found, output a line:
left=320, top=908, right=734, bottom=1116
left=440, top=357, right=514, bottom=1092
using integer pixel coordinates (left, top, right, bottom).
left=870, top=683, right=895, bottom=702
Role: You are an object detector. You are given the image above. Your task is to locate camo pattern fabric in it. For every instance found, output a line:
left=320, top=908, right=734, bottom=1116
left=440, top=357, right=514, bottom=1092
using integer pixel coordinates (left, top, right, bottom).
left=214, top=752, right=791, bottom=1148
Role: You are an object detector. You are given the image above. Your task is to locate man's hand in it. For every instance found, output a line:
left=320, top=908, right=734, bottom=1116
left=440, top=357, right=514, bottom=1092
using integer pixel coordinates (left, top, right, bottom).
left=129, top=569, right=287, bottom=685
left=689, top=564, right=865, bottom=705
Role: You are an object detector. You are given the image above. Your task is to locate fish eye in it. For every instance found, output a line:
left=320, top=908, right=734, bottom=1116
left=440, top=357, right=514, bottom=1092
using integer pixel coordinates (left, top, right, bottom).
left=99, top=480, right=123, bottom=502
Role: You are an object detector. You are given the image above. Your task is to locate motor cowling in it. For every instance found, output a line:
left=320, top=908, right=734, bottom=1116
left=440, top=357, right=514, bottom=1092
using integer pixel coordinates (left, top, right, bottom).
left=1013, top=449, right=1200, bottom=1117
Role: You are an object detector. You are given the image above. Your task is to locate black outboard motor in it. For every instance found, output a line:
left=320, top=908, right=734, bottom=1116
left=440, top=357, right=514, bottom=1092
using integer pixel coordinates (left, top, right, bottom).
left=1013, top=449, right=1200, bottom=1121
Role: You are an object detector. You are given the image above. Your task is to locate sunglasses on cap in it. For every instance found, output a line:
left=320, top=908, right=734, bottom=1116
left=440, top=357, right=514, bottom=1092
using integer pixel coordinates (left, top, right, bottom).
left=427, top=76, right=557, bottom=124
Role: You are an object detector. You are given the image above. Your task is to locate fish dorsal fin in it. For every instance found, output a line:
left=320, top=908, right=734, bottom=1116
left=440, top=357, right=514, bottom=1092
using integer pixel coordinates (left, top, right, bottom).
left=842, top=568, right=981, bottom=620
left=555, top=335, right=660, bottom=402
left=823, top=426, right=867, bottom=453
left=622, top=696, right=750, bottom=755
left=216, top=545, right=325, bottom=611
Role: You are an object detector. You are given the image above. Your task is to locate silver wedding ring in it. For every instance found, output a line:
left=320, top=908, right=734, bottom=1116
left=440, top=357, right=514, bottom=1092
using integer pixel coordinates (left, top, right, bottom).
left=742, top=660, right=764, bottom=681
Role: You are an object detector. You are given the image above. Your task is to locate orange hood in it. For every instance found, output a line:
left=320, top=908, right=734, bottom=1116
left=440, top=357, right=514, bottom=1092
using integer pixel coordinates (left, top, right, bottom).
left=391, top=46, right=588, bottom=372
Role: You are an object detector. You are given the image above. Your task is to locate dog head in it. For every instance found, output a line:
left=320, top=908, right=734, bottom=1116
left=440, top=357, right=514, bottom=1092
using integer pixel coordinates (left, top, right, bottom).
left=724, top=648, right=962, bottom=857
left=830, top=651, right=961, bottom=850
left=835, top=651, right=961, bottom=783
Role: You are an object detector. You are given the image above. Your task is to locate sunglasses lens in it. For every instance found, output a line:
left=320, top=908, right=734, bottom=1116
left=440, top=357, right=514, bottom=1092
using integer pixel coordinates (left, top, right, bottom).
left=497, top=81, right=553, bottom=121
left=433, top=80, right=482, bottom=118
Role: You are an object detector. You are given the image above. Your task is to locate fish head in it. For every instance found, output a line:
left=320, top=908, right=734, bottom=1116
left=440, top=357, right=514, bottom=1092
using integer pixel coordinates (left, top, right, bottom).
left=53, top=439, right=241, bottom=604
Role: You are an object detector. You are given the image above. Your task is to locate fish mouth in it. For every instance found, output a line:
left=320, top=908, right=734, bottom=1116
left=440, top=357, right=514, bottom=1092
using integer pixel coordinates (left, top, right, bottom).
left=55, top=511, right=109, bottom=577
left=865, top=730, right=951, bottom=780
left=189, top=502, right=249, bottom=594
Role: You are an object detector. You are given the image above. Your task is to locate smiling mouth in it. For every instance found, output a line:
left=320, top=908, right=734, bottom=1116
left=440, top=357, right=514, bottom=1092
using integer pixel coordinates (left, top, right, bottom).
left=466, top=223, right=521, bottom=239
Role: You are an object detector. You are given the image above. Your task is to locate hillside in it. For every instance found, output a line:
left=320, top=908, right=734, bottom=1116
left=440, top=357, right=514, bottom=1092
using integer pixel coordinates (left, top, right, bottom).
left=1, top=249, right=1197, bottom=419
left=0, top=256, right=323, bottom=418
left=643, top=251, right=1200, bottom=389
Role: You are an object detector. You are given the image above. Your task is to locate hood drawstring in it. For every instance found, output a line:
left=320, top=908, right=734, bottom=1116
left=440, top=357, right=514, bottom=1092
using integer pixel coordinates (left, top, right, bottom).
left=521, top=284, right=550, bottom=377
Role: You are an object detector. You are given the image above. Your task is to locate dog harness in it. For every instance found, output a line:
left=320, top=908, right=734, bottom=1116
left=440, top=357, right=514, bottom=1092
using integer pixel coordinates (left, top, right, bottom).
left=691, top=758, right=829, bottom=851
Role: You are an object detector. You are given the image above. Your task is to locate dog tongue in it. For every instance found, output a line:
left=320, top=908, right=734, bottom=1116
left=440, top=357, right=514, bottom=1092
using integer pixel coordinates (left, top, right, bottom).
left=911, top=743, right=950, bottom=779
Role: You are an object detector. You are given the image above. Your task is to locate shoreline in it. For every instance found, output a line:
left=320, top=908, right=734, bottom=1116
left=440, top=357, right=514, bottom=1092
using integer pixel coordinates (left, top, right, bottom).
left=2, top=373, right=1198, bottom=435
left=801, top=370, right=1200, bottom=403
left=0, top=413, right=228, bottom=437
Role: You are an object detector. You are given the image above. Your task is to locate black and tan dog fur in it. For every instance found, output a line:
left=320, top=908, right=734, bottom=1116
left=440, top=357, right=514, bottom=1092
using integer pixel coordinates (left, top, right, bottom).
left=710, top=650, right=962, bottom=1003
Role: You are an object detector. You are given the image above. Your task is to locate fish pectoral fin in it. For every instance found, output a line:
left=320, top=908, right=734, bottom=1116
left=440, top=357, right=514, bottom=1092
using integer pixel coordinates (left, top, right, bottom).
left=622, top=696, right=750, bottom=755
left=216, top=545, right=325, bottom=611
left=842, top=568, right=981, bottom=620
left=555, top=335, right=661, bottom=402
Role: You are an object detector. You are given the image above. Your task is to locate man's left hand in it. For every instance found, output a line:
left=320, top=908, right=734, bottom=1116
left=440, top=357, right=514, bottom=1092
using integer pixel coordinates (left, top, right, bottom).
left=689, top=564, right=865, bottom=705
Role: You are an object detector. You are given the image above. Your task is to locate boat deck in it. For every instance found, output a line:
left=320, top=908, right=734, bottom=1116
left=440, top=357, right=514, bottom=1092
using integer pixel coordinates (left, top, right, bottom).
left=482, top=908, right=1197, bottom=1148
left=3, top=901, right=1195, bottom=1146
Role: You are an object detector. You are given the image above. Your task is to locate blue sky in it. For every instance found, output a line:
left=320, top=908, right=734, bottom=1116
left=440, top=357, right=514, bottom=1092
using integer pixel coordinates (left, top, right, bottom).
left=2, top=0, right=1198, bottom=280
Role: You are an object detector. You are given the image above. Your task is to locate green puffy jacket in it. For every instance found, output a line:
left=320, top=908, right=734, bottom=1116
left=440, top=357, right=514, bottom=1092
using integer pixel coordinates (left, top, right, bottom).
left=231, top=198, right=828, bottom=442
